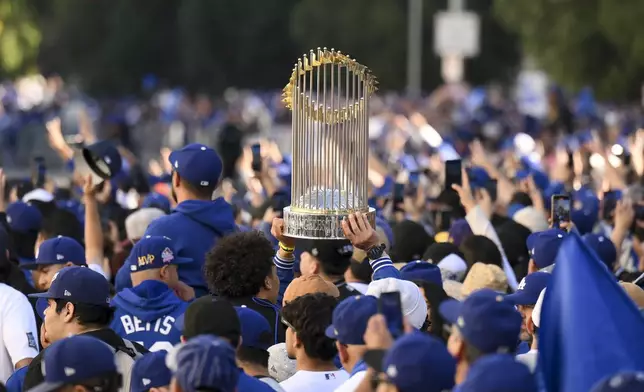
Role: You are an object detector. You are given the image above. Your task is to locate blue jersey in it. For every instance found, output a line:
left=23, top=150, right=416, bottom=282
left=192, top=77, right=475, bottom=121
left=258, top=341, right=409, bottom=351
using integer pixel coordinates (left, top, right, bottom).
left=111, top=280, right=189, bottom=352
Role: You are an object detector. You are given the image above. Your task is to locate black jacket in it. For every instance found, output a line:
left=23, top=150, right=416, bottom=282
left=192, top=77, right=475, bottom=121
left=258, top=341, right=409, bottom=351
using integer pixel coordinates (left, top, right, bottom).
left=23, top=328, right=148, bottom=390
left=335, top=278, right=360, bottom=301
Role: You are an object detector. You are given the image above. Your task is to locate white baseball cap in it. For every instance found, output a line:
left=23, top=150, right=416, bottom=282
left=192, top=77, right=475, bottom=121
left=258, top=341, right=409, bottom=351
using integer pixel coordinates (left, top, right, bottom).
left=366, top=278, right=427, bottom=329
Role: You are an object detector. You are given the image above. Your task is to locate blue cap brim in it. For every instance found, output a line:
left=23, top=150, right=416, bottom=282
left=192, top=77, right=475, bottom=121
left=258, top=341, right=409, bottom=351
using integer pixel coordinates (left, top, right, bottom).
left=35, top=298, right=48, bottom=320
left=324, top=324, right=339, bottom=340
left=438, top=299, right=463, bottom=325
left=172, top=256, right=192, bottom=265
left=174, top=314, right=184, bottom=332
left=505, top=292, right=537, bottom=306
left=26, top=381, right=64, bottom=392
left=28, top=291, right=55, bottom=300
left=20, top=262, right=41, bottom=270
left=20, top=261, right=66, bottom=270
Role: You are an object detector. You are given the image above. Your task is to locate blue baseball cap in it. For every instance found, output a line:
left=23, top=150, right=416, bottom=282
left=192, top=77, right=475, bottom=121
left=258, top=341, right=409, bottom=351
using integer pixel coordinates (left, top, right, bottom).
left=583, top=233, right=617, bottom=271
left=457, top=354, right=537, bottom=392
left=29, top=266, right=111, bottom=306
left=6, top=201, right=42, bottom=233
left=131, top=351, right=172, bottom=392
left=439, top=288, right=522, bottom=354
left=592, top=372, right=644, bottom=392
left=325, top=295, right=378, bottom=345
left=526, top=229, right=567, bottom=269
left=76, top=140, right=123, bottom=184
left=400, top=261, right=443, bottom=287
left=505, top=272, right=551, bottom=306
left=467, top=167, right=491, bottom=189
left=235, top=306, right=272, bottom=350
left=128, top=236, right=191, bottom=273
left=22, top=236, right=86, bottom=271
left=169, top=144, right=222, bottom=188
left=141, top=192, right=171, bottom=214
left=516, top=169, right=550, bottom=191
left=26, top=335, right=116, bottom=392
left=166, top=335, right=239, bottom=392
left=363, top=333, right=455, bottom=392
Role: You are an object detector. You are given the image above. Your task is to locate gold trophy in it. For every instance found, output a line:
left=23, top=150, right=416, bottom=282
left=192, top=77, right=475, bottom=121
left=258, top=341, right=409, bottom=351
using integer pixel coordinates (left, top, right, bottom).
left=282, top=48, right=378, bottom=239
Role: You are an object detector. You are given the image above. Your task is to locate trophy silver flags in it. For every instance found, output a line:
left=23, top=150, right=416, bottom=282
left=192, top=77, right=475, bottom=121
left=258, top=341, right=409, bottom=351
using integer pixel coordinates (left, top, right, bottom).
left=282, top=48, right=378, bottom=239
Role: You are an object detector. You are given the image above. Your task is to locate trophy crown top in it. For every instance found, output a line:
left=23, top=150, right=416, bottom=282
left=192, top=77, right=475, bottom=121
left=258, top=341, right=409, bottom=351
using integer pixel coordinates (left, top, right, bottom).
left=282, top=48, right=378, bottom=113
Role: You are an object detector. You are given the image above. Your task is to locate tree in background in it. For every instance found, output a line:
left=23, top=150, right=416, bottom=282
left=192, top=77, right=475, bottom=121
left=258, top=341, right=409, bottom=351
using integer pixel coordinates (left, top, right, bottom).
left=2, top=0, right=519, bottom=96
left=495, top=0, right=644, bottom=101
left=0, top=0, right=40, bottom=78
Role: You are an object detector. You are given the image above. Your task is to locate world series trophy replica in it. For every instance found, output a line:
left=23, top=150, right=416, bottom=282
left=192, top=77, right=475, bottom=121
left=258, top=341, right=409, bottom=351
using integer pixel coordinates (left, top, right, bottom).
left=282, top=48, right=378, bottom=239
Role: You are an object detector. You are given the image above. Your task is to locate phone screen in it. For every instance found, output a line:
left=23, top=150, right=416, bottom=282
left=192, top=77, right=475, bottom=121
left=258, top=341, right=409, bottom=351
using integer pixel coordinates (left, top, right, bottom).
left=251, top=143, right=262, bottom=172
left=551, top=195, right=571, bottom=226
left=378, top=292, right=404, bottom=339
left=409, top=171, right=420, bottom=186
left=485, top=179, right=498, bottom=202
left=394, top=183, right=405, bottom=205
left=445, top=159, right=462, bottom=189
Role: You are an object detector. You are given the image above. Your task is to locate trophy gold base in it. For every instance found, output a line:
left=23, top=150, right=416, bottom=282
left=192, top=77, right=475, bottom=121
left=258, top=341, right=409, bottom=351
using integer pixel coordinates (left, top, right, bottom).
left=283, top=207, right=376, bottom=240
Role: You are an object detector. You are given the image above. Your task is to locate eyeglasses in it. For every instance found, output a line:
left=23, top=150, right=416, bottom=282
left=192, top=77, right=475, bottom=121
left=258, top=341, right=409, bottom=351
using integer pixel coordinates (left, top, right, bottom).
left=281, top=317, right=296, bottom=332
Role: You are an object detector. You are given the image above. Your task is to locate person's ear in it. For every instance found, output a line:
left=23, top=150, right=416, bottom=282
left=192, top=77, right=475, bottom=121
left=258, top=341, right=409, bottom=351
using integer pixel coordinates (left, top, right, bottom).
left=160, top=265, right=171, bottom=281
left=526, top=316, right=535, bottom=336
left=456, top=339, right=466, bottom=361
left=238, top=336, right=243, bottom=350
left=63, top=302, right=76, bottom=323
left=180, top=336, right=186, bottom=343
left=311, top=259, right=321, bottom=275
left=173, top=172, right=181, bottom=189
left=528, top=259, right=538, bottom=274
left=336, top=342, right=349, bottom=365
left=64, top=261, right=74, bottom=267
left=294, top=332, right=303, bottom=349
left=264, top=275, right=273, bottom=291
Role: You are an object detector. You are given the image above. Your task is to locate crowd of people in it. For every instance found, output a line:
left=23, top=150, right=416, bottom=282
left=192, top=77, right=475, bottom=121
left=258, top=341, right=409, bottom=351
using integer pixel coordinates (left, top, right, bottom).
left=1, top=77, right=644, bottom=392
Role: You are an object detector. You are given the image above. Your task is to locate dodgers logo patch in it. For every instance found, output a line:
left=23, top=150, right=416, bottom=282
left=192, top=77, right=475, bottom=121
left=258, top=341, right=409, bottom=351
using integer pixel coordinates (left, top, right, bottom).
left=26, top=332, right=37, bottom=349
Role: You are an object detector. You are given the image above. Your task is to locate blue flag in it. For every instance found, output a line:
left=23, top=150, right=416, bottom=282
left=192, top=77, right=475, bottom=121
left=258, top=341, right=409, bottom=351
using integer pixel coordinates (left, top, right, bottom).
left=539, top=234, right=644, bottom=392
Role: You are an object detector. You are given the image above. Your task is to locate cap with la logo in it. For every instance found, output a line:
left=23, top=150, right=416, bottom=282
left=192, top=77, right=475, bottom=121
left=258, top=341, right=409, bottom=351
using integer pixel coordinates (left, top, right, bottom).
left=26, top=335, right=117, bottom=392
left=21, top=236, right=86, bottom=271
left=363, top=333, right=456, bottom=392
left=130, top=351, right=172, bottom=392
left=168, top=143, right=222, bottom=188
left=29, top=266, right=111, bottom=306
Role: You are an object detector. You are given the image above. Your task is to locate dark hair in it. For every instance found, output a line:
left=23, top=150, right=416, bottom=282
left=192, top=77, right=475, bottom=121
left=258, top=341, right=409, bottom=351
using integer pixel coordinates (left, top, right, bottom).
left=414, top=281, right=449, bottom=342
left=72, top=372, right=122, bottom=392
left=459, top=235, right=503, bottom=270
left=281, top=293, right=338, bottom=361
left=422, top=242, right=464, bottom=264
left=237, top=346, right=269, bottom=368
left=29, top=200, right=58, bottom=218
left=349, top=259, right=372, bottom=284
left=40, top=208, right=83, bottom=245
left=11, top=231, right=38, bottom=259
left=509, top=192, right=533, bottom=207
left=54, top=299, right=114, bottom=328
left=179, top=174, right=217, bottom=200
left=204, top=231, right=274, bottom=298
left=320, top=259, right=351, bottom=277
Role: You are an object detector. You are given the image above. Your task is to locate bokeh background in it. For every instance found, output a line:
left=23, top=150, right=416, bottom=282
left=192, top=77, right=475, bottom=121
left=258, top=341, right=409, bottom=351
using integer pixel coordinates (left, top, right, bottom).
left=1, top=0, right=644, bottom=176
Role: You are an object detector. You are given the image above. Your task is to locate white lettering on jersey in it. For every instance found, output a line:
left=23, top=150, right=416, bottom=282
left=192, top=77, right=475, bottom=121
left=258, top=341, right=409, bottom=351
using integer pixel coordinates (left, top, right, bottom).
left=120, top=315, right=176, bottom=336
